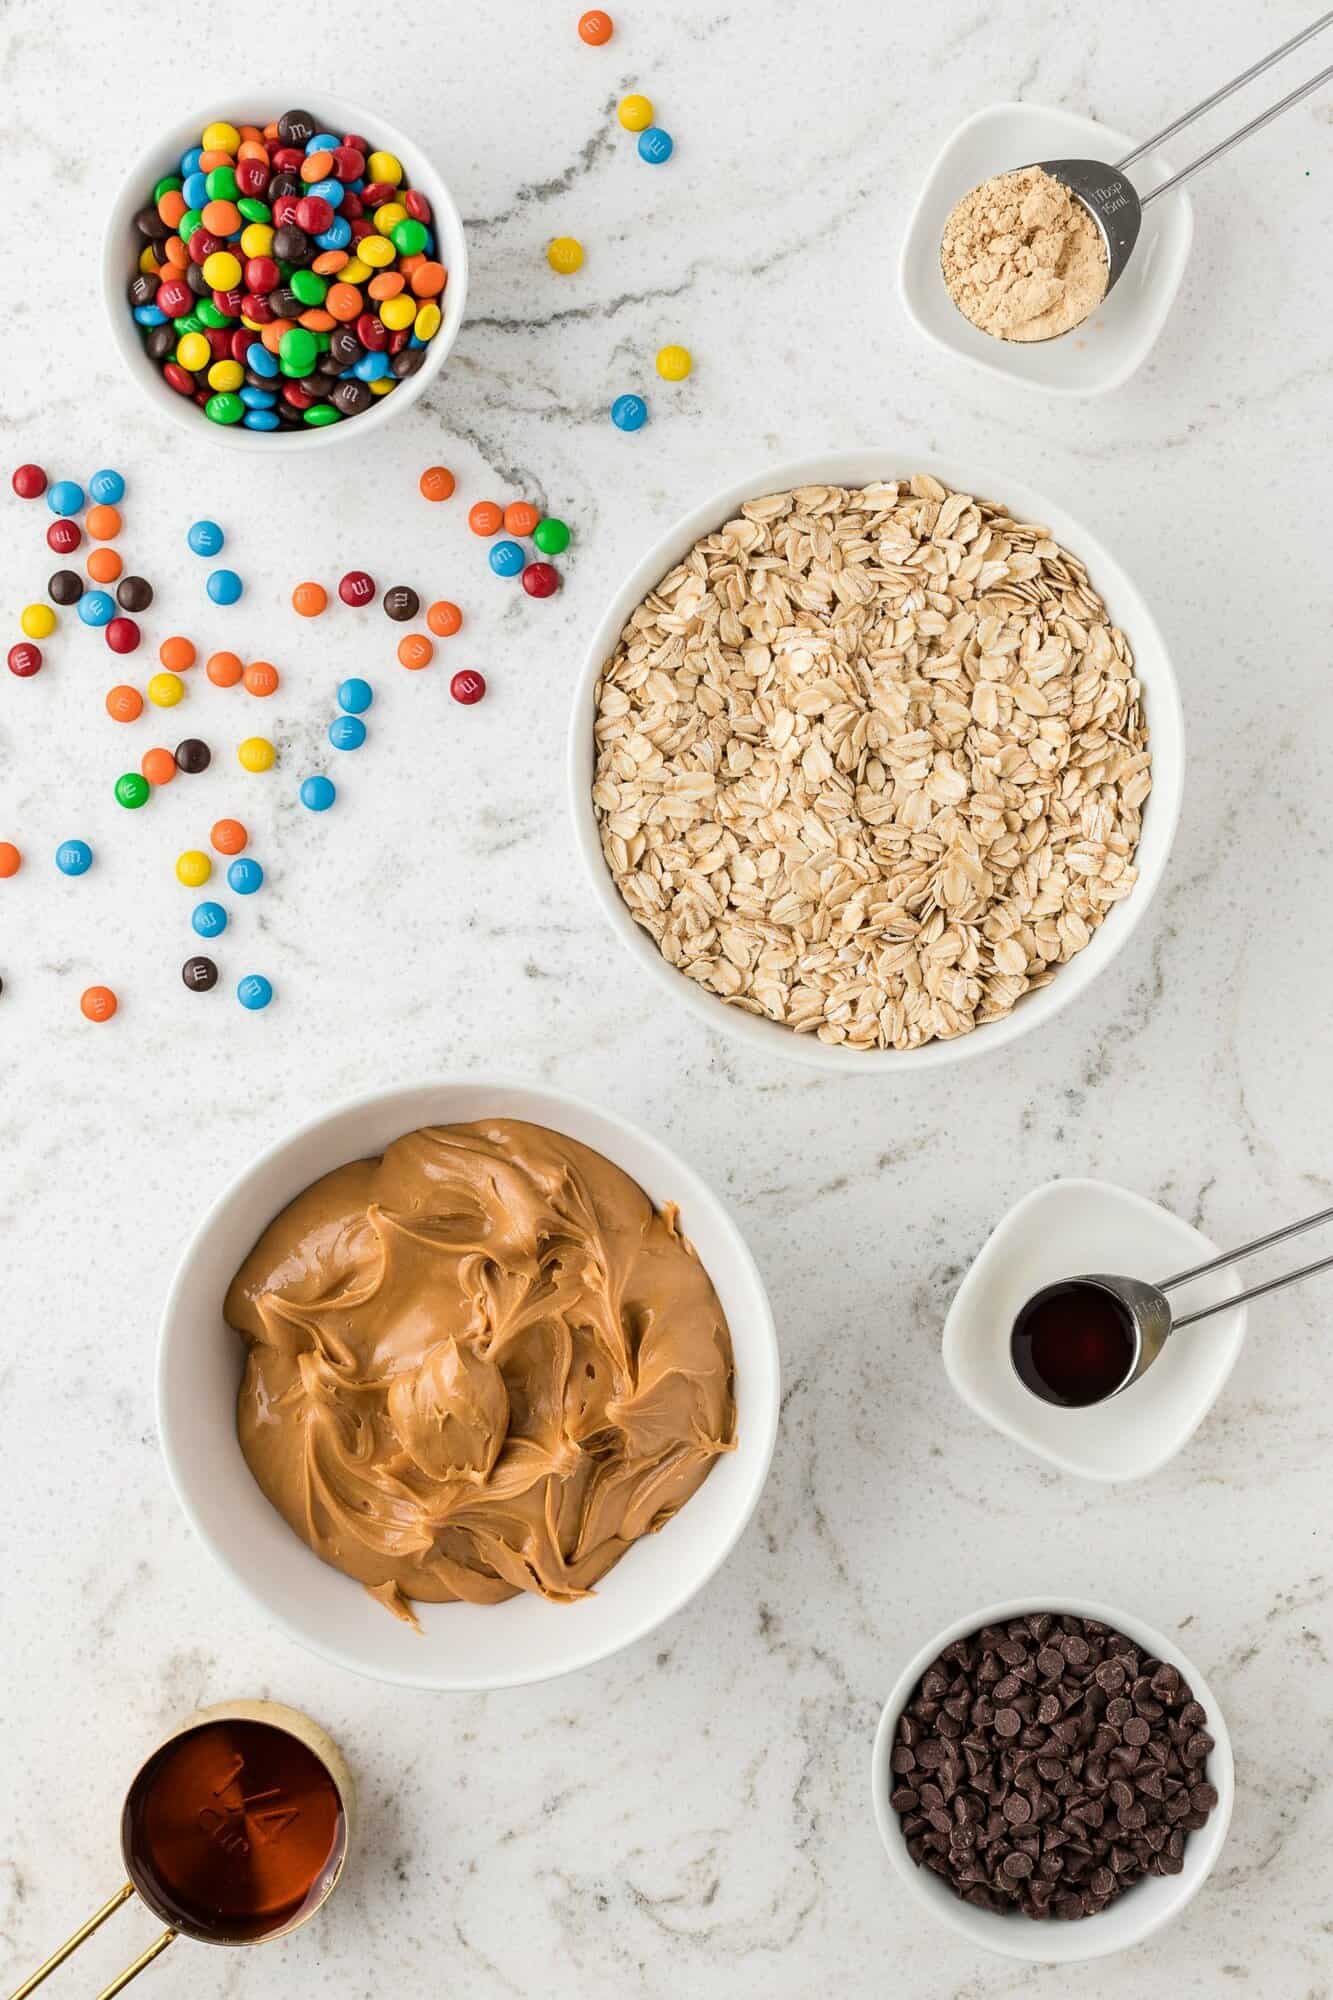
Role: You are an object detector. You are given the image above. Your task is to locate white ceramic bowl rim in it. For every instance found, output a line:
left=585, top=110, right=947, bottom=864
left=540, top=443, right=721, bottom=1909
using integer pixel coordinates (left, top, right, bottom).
left=156, top=1077, right=780, bottom=1690
left=569, top=447, right=1185, bottom=1074
left=869, top=1595, right=1235, bottom=1963
left=103, top=88, right=468, bottom=452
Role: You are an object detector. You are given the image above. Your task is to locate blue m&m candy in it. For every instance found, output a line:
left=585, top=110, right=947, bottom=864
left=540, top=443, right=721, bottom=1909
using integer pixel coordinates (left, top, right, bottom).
left=47, top=479, right=85, bottom=516
left=192, top=901, right=228, bottom=938
left=247, top=343, right=279, bottom=379
left=337, top=678, right=373, bottom=714
left=227, top=857, right=264, bottom=895
left=187, top=519, right=224, bottom=557
left=78, top=590, right=115, bottom=627
left=300, top=775, right=337, bottom=812
left=638, top=127, right=674, bottom=164
left=237, top=974, right=273, bottom=1010
left=329, top=714, right=366, bottom=751
left=56, top=839, right=93, bottom=876
left=489, top=539, right=525, bottom=578
left=611, top=393, right=648, bottom=431
left=88, top=469, right=125, bottom=505
left=207, top=568, right=243, bottom=605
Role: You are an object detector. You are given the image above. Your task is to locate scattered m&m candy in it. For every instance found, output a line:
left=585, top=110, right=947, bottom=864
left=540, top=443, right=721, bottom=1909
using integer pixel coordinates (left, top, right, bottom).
left=147, top=672, right=184, bottom=708
left=208, top=568, right=243, bottom=605
left=183, top=956, right=219, bottom=992
left=115, top=772, right=150, bottom=809
left=49, top=570, right=84, bottom=606
left=419, top=465, right=456, bottom=502
left=237, top=974, right=273, bottom=1011
left=503, top=502, right=540, bottom=536
left=292, top=581, right=328, bottom=618
left=176, top=850, right=212, bottom=888
left=489, top=539, right=525, bottom=578
left=8, top=643, right=41, bottom=677
left=238, top=737, right=276, bottom=772
left=427, top=599, right=463, bottom=637
left=228, top=857, right=264, bottom=895
left=78, top=590, right=115, bottom=627
left=106, top=685, right=144, bottom=723
left=88, top=469, right=125, bottom=505
left=211, top=819, right=248, bottom=854
left=338, top=570, right=375, bottom=607
left=48, top=520, right=81, bottom=555
left=338, top=678, right=373, bottom=713
left=141, top=747, right=177, bottom=787
left=611, top=393, right=648, bottom=431
left=618, top=94, right=654, bottom=131
left=243, top=661, right=279, bottom=697
left=175, top=739, right=211, bottom=774
left=656, top=343, right=692, bottom=380
left=81, top=985, right=118, bottom=1022
left=21, top=604, right=56, bottom=639
left=56, top=839, right=93, bottom=877
left=160, top=636, right=196, bottom=673
left=12, top=464, right=47, bottom=499
left=522, top=562, right=560, bottom=598
left=329, top=714, right=366, bottom=750
left=117, top=576, right=153, bottom=612
left=578, top=9, right=613, bottom=43
left=547, top=237, right=584, bottom=274
left=0, top=842, right=20, bottom=877
left=47, top=480, right=84, bottom=516
left=450, top=669, right=486, bottom=705
left=468, top=501, right=503, bottom=536
left=207, top=650, right=243, bottom=687
left=187, top=519, right=225, bottom=557
left=106, top=617, right=141, bottom=654
left=88, top=547, right=121, bottom=582
left=638, top=128, right=674, bottom=165
left=397, top=634, right=433, bottom=670
left=86, top=505, right=122, bottom=542
left=383, top=586, right=420, bottom=622
left=301, top=775, right=336, bottom=812
left=192, top=902, right=228, bottom=938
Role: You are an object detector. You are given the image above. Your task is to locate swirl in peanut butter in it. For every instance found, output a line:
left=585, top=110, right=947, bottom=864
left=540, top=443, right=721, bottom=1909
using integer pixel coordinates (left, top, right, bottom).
left=225, top=1122, right=737, bottom=1618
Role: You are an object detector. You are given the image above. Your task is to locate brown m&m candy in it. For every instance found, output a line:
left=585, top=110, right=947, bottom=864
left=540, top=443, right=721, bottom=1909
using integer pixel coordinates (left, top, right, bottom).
left=48, top=570, right=84, bottom=605
left=383, top=585, right=420, bottom=622
left=182, top=956, right=218, bottom=992
left=175, top=739, right=212, bottom=774
left=117, top=575, right=154, bottom=612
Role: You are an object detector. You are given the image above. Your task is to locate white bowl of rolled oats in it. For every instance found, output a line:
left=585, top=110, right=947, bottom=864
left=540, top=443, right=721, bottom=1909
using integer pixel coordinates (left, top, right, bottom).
left=569, top=452, right=1183, bottom=1072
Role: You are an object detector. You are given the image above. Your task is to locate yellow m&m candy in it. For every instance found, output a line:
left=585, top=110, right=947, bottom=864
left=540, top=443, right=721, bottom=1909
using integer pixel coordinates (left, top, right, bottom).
left=237, top=736, right=275, bottom=773
left=175, top=850, right=212, bottom=888
left=656, top=343, right=692, bottom=381
left=366, top=150, right=403, bottom=187
left=202, top=250, right=242, bottom=292
left=21, top=603, right=56, bottom=639
left=147, top=671, right=184, bottom=707
left=201, top=121, right=241, bottom=155
left=618, top=94, right=654, bottom=132
left=547, top=236, right=584, bottom=274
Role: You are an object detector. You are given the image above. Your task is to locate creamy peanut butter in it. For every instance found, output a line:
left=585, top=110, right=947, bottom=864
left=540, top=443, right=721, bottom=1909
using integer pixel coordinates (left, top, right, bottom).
left=225, top=1121, right=737, bottom=1616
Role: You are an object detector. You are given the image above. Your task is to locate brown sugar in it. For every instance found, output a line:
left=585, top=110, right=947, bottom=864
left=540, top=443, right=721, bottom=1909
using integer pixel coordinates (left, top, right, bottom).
left=940, top=166, right=1108, bottom=342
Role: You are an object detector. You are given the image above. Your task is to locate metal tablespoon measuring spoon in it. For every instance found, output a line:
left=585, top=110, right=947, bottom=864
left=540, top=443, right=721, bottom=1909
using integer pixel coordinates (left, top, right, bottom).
left=1036, top=11, right=1333, bottom=299
left=1011, top=1202, right=1333, bottom=1409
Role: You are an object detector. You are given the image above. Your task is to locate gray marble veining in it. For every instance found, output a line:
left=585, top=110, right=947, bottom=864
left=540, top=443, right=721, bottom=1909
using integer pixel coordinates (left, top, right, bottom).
left=1, top=1, right=1331, bottom=1994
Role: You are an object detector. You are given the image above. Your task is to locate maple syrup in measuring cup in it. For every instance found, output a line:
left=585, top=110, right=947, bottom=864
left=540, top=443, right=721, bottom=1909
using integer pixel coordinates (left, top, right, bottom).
left=122, top=1715, right=347, bottom=1941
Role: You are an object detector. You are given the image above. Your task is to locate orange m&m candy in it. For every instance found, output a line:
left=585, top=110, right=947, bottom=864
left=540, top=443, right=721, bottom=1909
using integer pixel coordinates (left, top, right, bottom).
left=397, top=633, right=434, bottom=670
left=468, top=500, right=502, bottom=536
left=87, top=547, right=123, bottom=583
left=159, top=635, right=196, bottom=673
left=503, top=501, right=540, bottom=536
left=244, top=661, right=279, bottom=697
left=210, top=819, right=248, bottom=855
left=201, top=199, right=241, bottom=236
left=291, top=582, right=327, bottom=618
left=81, top=985, right=118, bottom=1022
left=419, top=465, right=455, bottom=502
left=106, top=684, right=143, bottom=723
left=325, top=283, right=362, bottom=321
left=141, top=747, right=177, bottom=786
left=409, top=261, right=445, bottom=298
left=426, top=600, right=463, bottom=638
left=578, top=9, right=614, bottom=42
left=206, top=649, right=243, bottom=687
left=86, top=504, right=122, bottom=541
left=0, top=842, right=21, bottom=878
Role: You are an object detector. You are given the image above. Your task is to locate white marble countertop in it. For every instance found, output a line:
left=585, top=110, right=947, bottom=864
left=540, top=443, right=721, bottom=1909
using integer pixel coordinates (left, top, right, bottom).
left=3, top=1, right=1331, bottom=1993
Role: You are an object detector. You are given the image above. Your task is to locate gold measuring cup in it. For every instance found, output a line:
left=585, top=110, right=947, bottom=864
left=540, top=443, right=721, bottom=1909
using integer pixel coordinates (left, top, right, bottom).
left=9, top=1699, right=354, bottom=2000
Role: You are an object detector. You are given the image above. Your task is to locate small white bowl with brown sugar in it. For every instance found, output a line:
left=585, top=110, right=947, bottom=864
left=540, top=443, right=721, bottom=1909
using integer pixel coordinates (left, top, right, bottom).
left=899, top=103, right=1193, bottom=396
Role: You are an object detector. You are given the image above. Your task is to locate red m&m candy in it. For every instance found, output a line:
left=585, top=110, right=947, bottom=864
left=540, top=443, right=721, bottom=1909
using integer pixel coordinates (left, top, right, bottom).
left=12, top=463, right=47, bottom=499
left=7, top=642, right=42, bottom=677
left=47, top=519, right=81, bottom=555
left=338, top=570, right=376, bottom=607
left=522, top=562, right=560, bottom=598
left=450, top=669, right=486, bottom=705
left=106, top=617, right=141, bottom=654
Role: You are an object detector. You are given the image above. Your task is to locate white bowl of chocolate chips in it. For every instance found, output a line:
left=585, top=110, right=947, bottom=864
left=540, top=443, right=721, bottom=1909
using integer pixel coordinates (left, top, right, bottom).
left=870, top=1598, right=1234, bottom=1961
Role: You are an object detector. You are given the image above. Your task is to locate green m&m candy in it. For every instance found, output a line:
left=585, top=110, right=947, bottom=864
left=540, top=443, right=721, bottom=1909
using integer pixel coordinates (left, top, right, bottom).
left=237, top=197, right=271, bottom=224
left=532, top=516, right=570, bottom=556
left=204, top=393, right=244, bottom=426
left=290, top=269, right=326, bottom=307
left=390, top=218, right=428, bottom=258
left=114, top=772, right=150, bottom=810
left=278, top=327, right=318, bottom=377
left=152, top=174, right=183, bottom=202
left=304, top=404, right=341, bottom=426
left=204, top=165, right=238, bottom=201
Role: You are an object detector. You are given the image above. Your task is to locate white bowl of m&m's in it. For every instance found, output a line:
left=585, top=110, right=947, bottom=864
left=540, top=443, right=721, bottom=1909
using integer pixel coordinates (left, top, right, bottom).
left=104, top=93, right=468, bottom=448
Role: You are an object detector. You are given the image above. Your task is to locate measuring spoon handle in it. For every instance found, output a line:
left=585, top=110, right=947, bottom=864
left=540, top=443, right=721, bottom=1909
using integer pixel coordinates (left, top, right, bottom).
left=1172, top=1245, right=1333, bottom=1330
left=1161, top=1200, right=1333, bottom=1291
left=1116, top=11, right=1333, bottom=170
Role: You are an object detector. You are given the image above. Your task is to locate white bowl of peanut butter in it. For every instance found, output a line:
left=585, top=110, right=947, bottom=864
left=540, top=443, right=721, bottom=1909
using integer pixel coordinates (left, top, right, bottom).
left=157, top=1080, right=779, bottom=1690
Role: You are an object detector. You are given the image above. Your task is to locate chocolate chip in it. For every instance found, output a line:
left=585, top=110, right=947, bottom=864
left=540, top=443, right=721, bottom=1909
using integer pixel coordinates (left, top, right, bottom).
left=888, top=1614, right=1219, bottom=1925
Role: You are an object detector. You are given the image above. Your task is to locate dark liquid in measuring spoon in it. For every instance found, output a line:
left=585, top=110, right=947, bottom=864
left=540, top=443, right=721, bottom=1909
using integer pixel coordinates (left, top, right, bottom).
left=1010, top=1282, right=1136, bottom=1407
left=122, top=1718, right=345, bottom=1942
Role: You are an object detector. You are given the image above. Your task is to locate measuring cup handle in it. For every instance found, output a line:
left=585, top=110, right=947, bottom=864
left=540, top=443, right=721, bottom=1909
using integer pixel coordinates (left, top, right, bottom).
left=7, top=1883, right=137, bottom=2000
left=94, top=1929, right=177, bottom=2000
